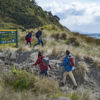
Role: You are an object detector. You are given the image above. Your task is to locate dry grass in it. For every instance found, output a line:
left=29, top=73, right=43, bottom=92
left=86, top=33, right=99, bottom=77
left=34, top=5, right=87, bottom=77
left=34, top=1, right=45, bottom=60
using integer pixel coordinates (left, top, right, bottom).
left=34, top=77, right=59, bottom=94
left=71, top=32, right=100, bottom=46
left=0, top=86, right=47, bottom=100
left=0, top=68, right=59, bottom=100
left=92, top=57, right=100, bottom=70
left=49, top=87, right=94, bottom=100
left=70, top=87, right=95, bottom=100
left=75, top=61, right=89, bottom=79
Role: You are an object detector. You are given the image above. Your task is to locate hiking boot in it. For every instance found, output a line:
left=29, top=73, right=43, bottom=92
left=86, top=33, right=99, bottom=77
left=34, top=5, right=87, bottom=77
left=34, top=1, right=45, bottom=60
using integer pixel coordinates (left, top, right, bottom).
left=73, top=85, right=77, bottom=90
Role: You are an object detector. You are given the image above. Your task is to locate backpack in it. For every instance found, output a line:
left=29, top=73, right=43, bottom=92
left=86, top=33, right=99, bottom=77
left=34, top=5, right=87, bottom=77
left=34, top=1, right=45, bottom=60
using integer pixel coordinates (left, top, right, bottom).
left=42, top=57, right=49, bottom=67
left=35, top=31, right=42, bottom=38
left=25, top=35, right=28, bottom=40
left=68, top=57, right=75, bottom=67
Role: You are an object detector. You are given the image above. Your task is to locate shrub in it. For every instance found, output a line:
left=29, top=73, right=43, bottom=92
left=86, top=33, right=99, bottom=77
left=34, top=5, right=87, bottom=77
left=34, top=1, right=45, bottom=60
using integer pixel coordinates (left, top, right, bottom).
left=3, top=66, right=59, bottom=94
left=67, top=37, right=80, bottom=46
left=3, top=66, right=37, bottom=91
left=75, top=61, right=89, bottom=80
left=34, top=78, right=59, bottom=94
left=51, top=33, right=60, bottom=40
left=71, top=91, right=91, bottom=100
left=60, top=33, right=67, bottom=40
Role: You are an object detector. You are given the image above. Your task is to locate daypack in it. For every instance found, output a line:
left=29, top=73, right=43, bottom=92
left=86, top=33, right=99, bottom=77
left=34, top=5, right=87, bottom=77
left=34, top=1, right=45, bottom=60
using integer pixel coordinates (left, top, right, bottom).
left=61, top=56, right=75, bottom=67
left=25, top=32, right=32, bottom=40
left=25, top=35, right=28, bottom=40
left=62, top=57, right=70, bottom=67
left=35, top=31, right=42, bottom=38
left=68, top=57, right=75, bottom=67
left=42, top=57, right=49, bottom=67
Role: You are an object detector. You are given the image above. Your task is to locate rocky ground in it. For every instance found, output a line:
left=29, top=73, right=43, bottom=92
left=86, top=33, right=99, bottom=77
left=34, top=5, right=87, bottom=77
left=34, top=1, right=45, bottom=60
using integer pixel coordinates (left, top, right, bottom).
left=0, top=48, right=100, bottom=100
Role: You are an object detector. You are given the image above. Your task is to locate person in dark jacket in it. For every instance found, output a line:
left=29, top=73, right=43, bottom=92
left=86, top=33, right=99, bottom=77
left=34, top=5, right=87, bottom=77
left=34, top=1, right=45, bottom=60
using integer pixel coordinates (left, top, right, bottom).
left=34, top=28, right=44, bottom=47
left=61, top=50, right=77, bottom=89
left=32, top=51, right=51, bottom=76
left=26, top=31, right=33, bottom=47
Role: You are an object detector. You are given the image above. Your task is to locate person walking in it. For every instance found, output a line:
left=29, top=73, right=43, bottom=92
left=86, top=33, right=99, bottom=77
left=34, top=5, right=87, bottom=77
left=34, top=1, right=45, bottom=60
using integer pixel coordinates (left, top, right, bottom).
left=33, top=28, right=44, bottom=47
left=32, top=51, right=51, bottom=76
left=61, top=50, right=77, bottom=89
left=26, top=31, right=33, bottom=47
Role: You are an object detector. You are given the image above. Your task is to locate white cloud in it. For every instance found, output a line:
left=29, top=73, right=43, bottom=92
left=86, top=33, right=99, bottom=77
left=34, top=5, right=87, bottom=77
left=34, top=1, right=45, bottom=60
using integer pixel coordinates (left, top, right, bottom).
left=36, top=0, right=100, bottom=33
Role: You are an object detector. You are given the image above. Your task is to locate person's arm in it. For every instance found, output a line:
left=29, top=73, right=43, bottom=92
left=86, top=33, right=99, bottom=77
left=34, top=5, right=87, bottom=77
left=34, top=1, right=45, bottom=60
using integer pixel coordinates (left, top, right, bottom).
left=32, top=57, right=40, bottom=66
left=48, top=65, right=52, bottom=69
left=60, top=58, right=65, bottom=66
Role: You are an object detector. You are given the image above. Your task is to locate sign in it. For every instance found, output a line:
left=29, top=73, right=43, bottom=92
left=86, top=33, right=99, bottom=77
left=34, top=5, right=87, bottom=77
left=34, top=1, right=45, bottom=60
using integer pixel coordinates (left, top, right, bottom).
left=0, top=30, right=18, bottom=47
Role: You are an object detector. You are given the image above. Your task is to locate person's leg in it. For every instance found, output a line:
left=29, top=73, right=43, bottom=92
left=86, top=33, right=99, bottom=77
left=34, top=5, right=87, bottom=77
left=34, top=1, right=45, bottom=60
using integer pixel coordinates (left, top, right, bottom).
left=40, top=70, right=48, bottom=77
left=62, top=72, right=68, bottom=85
left=40, top=71, right=44, bottom=75
left=44, top=69, right=48, bottom=76
left=40, top=38, right=44, bottom=46
left=29, top=42, right=31, bottom=47
left=26, top=41, right=28, bottom=45
left=68, top=71, right=77, bottom=86
left=34, top=38, right=40, bottom=47
left=41, top=39, right=44, bottom=46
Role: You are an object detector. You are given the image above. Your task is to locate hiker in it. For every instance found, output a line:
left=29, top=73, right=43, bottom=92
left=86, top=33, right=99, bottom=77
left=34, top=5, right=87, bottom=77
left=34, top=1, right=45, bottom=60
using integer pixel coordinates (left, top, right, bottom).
left=33, top=28, right=44, bottom=47
left=32, top=51, right=52, bottom=76
left=61, top=50, right=77, bottom=89
left=26, top=31, right=33, bottom=47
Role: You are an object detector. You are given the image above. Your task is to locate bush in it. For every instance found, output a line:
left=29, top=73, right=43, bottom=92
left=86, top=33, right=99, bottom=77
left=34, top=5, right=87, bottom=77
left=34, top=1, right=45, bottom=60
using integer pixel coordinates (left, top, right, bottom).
left=67, top=37, right=80, bottom=46
left=3, top=66, right=37, bottom=91
left=71, top=91, right=91, bottom=100
left=3, top=66, right=59, bottom=93
left=51, top=33, right=60, bottom=40
left=60, top=33, right=67, bottom=40
left=75, top=61, right=89, bottom=81
left=34, top=78, right=59, bottom=94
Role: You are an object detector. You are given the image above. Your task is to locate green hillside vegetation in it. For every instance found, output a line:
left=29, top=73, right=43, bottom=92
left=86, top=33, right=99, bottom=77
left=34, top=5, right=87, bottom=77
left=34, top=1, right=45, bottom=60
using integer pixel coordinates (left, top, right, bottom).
left=0, top=0, right=100, bottom=100
left=0, top=0, right=63, bottom=29
left=0, top=67, right=91, bottom=100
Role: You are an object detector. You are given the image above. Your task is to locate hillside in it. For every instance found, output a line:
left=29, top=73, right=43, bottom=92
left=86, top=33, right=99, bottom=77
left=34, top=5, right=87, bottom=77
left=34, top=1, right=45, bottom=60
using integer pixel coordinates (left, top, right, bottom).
left=0, top=0, right=64, bottom=29
left=0, top=0, right=100, bottom=100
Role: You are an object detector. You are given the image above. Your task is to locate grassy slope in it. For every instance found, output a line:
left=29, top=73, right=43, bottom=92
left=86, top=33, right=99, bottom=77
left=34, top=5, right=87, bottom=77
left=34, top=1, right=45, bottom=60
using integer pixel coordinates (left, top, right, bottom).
left=0, top=0, right=100, bottom=100
left=0, top=25, right=99, bottom=100
left=0, top=0, right=64, bottom=29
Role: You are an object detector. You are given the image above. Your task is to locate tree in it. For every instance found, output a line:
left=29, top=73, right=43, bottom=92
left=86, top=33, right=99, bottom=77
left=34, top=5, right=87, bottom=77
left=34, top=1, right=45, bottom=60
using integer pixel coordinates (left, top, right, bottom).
left=53, top=15, right=60, bottom=21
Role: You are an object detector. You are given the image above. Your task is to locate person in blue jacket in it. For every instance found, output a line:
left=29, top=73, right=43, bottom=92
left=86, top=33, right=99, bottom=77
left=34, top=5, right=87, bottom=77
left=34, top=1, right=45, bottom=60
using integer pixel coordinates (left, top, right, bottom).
left=61, top=50, right=77, bottom=89
left=34, top=28, right=44, bottom=47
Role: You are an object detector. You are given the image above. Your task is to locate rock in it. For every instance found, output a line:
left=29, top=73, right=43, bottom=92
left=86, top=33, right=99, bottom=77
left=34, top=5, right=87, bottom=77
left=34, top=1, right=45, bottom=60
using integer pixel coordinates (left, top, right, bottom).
left=60, top=86, right=69, bottom=91
left=10, top=51, right=17, bottom=60
left=50, top=97, right=72, bottom=100
left=0, top=52, right=5, bottom=59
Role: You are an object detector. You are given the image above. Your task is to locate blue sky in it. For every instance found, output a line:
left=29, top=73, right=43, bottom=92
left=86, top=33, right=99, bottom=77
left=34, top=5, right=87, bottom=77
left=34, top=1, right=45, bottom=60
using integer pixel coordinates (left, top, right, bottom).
left=36, top=0, right=100, bottom=33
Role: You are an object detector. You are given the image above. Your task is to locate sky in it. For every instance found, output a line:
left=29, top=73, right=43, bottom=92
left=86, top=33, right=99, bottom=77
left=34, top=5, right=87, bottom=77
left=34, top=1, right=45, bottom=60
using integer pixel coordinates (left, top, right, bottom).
left=35, top=0, right=100, bottom=34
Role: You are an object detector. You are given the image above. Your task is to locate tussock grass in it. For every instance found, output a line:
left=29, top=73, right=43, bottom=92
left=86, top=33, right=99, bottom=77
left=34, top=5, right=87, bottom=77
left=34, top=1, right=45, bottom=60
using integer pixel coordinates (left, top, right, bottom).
left=34, top=77, right=59, bottom=94
left=49, top=88, right=93, bottom=100
left=71, top=32, right=100, bottom=46
left=2, top=67, right=59, bottom=93
left=51, top=32, right=67, bottom=41
left=0, top=86, right=47, bottom=100
left=71, top=90, right=93, bottom=100
left=75, top=61, right=89, bottom=80
left=92, top=57, right=100, bottom=70
left=0, top=67, right=59, bottom=100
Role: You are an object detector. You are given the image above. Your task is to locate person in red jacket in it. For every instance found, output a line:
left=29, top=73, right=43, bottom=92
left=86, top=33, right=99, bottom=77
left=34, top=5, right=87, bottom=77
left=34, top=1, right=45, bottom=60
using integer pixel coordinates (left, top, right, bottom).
left=32, top=51, right=52, bottom=76
left=26, top=31, right=33, bottom=47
